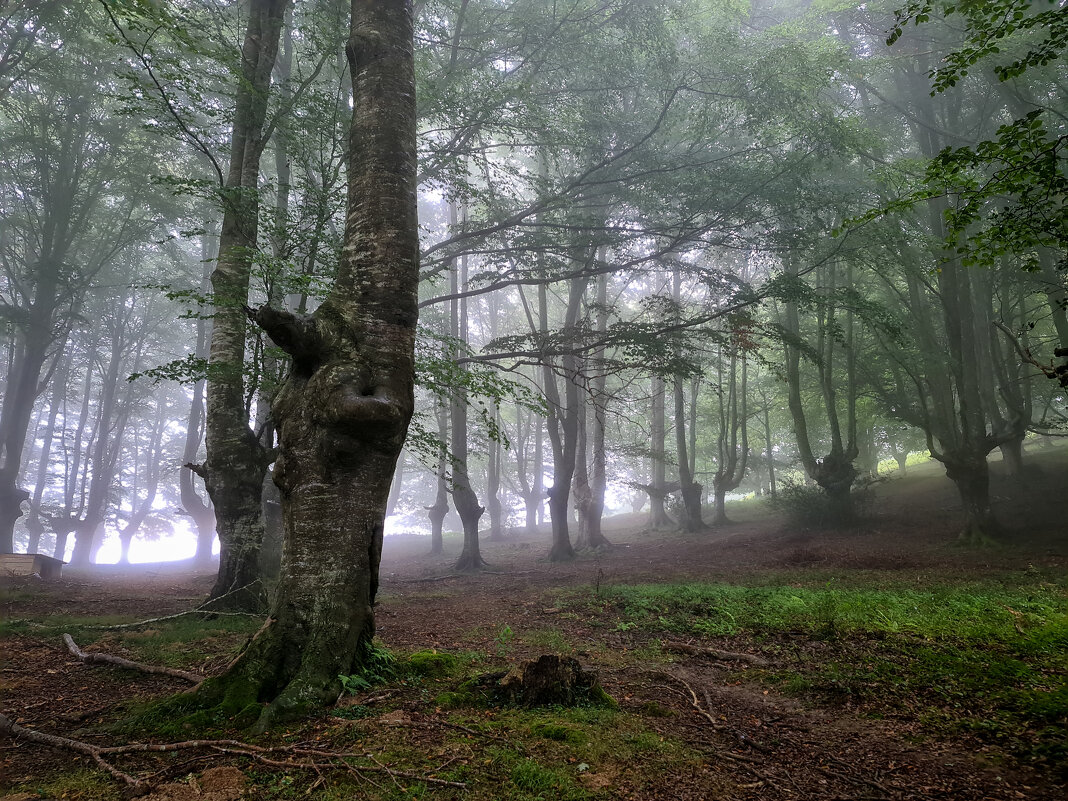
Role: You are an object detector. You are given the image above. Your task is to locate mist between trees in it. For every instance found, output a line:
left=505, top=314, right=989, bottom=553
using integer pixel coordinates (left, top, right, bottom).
left=2, top=1, right=1065, bottom=578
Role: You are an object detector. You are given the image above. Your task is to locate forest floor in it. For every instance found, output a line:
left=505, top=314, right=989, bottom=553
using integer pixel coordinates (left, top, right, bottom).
left=2, top=444, right=1067, bottom=801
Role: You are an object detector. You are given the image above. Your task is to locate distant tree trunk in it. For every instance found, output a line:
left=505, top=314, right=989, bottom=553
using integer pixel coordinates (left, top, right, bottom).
left=183, top=242, right=218, bottom=568
left=515, top=404, right=543, bottom=535
left=541, top=272, right=585, bottom=562
left=118, top=398, right=168, bottom=565
left=573, top=398, right=594, bottom=548
left=760, top=387, right=777, bottom=498
left=202, top=0, right=289, bottom=609
left=648, top=376, right=671, bottom=528
left=201, top=0, right=419, bottom=728
left=672, top=269, right=703, bottom=531
left=781, top=258, right=858, bottom=521
left=25, top=355, right=70, bottom=555
left=53, top=341, right=97, bottom=561
left=449, top=203, right=486, bottom=572
left=70, top=307, right=144, bottom=566
left=486, top=407, right=505, bottom=541
left=578, top=270, right=610, bottom=549
left=712, top=348, right=749, bottom=525
left=385, top=451, right=405, bottom=518
left=427, top=402, right=448, bottom=554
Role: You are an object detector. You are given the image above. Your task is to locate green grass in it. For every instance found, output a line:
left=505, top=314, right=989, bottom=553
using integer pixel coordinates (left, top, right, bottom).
left=596, top=579, right=1066, bottom=640
left=587, top=579, right=1068, bottom=772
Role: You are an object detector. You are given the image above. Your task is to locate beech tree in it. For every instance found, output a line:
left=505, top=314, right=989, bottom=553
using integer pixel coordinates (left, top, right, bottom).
left=189, top=0, right=419, bottom=727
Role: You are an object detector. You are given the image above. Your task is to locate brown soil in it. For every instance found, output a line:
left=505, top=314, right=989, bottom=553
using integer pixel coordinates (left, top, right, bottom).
left=2, top=447, right=1066, bottom=800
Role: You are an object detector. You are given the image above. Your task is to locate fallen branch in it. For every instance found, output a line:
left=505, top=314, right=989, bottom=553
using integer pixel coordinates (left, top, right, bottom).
left=0, top=712, right=143, bottom=788
left=63, top=634, right=203, bottom=684
left=0, top=711, right=466, bottom=790
left=91, top=609, right=262, bottom=630
left=661, top=640, right=771, bottom=666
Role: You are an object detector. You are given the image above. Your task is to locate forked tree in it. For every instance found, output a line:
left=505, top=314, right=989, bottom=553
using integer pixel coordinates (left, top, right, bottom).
left=189, top=0, right=418, bottom=728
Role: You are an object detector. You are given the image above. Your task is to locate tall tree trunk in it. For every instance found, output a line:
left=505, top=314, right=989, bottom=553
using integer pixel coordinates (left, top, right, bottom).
left=427, top=402, right=448, bottom=554
left=118, top=398, right=168, bottom=565
left=198, top=0, right=419, bottom=728
left=486, top=407, right=504, bottom=541
left=579, top=270, right=611, bottom=548
left=183, top=239, right=218, bottom=568
left=712, top=348, right=749, bottom=525
left=449, top=203, right=486, bottom=571
left=672, top=267, right=703, bottom=531
left=202, top=0, right=289, bottom=609
left=648, top=376, right=671, bottom=528
left=25, top=355, right=70, bottom=554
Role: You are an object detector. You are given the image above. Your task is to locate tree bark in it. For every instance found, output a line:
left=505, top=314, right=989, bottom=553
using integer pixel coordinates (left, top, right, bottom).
left=183, top=240, right=218, bottom=568
left=449, top=203, right=486, bottom=571
left=427, top=402, right=449, bottom=554
left=202, top=0, right=289, bottom=609
left=648, top=376, right=672, bottom=528
left=195, top=0, right=419, bottom=728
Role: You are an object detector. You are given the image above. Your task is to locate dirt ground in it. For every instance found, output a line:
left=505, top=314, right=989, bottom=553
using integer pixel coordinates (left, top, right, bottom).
left=2, top=447, right=1066, bottom=800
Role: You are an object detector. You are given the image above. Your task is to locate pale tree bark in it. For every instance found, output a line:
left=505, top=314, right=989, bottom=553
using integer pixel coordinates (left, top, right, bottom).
left=50, top=333, right=98, bottom=561
left=427, top=402, right=449, bottom=554
left=449, top=203, right=486, bottom=571
left=69, top=298, right=148, bottom=566
left=711, top=346, right=749, bottom=525
left=183, top=237, right=218, bottom=568
left=202, top=0, right=289, bottom=609
left=514, top=402, right=543, bottom=535
left=647, top=375, right=672, bottom=528
left=24, top=354, right=70, bottom=555
left=117, top=397, right=169, bottom=565
left=540, top=272, right=586, bottom=562
left=583, top=270, right=611, bottom=548
left=194, top=0, right=419, bottom=728
left=671, top=268, right=703, bottom=531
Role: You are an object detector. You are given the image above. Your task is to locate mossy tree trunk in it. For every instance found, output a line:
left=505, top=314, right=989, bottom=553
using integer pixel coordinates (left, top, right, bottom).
left=195, top=0, right=419, bottom=730
left=201, top=0, right=288, bottom=610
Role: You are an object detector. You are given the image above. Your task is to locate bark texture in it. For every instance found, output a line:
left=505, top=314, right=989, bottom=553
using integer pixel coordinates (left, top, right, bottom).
left=194, top=0, right=419, bottom=729
left=203, top=0, right=288, bottom=607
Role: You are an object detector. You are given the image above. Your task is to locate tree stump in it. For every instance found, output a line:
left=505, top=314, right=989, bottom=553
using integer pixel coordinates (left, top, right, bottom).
left=490, top=654, right=612, bottom=707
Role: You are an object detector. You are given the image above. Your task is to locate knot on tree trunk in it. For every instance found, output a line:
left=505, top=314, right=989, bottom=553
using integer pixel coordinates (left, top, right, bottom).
left=490, top=655, right=613, bottom=707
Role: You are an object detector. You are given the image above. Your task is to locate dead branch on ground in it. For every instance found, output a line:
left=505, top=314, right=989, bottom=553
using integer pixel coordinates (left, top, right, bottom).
left=63, top=633, right=203, bottom=684
left=0, top=712, right=466, bottom=791
left=661, top=640, right=772, bottom=666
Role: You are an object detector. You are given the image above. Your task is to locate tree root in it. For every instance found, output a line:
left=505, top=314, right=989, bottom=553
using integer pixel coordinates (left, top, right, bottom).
left=661, top=640, right=772, bottom=666
left=0, top=711, right=466, bottom=791
left=64, top=634, right=204, bottom=685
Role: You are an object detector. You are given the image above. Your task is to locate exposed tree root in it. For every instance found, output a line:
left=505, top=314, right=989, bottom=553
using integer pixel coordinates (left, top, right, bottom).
left=661, top=640, right=772, bottom=666
left=63, top=634, right=204, bottom=684
left=0, top=711, right=467, bottom=791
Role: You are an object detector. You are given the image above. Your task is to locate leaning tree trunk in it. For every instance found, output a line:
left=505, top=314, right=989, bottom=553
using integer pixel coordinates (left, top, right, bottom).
left=194, top=0, right=419, bottom=729
left=201, top=0, right=288, bottom=609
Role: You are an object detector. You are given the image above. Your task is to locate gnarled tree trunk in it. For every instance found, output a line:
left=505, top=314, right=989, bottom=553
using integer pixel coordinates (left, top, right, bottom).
left=194, top=0, right=419, bottom=729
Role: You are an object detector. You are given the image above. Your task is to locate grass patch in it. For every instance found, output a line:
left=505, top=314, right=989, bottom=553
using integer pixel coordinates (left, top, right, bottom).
left=588, top=579, right=1067, bottom=772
